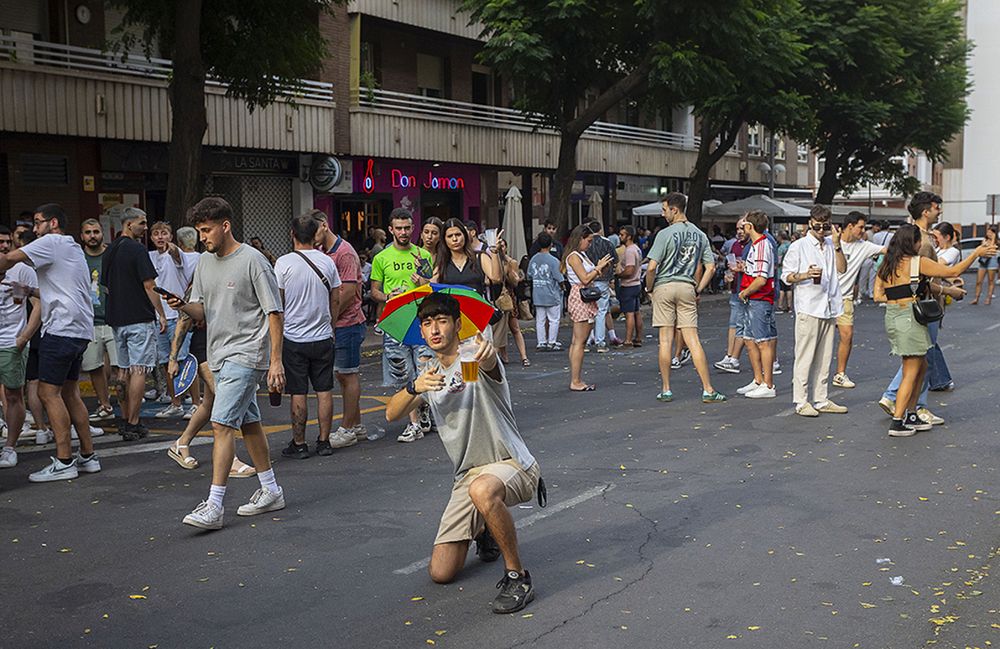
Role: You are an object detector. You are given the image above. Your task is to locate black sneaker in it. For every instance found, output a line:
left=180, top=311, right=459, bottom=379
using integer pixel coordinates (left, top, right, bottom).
left=281, top=440, right=310, bottom=459
left=119, top=421, right=143, bottom=442
left=134, top=421, right=149, bottom=438
left=315, top=439, right=334, bottom=456
left=492, top=569, right=534, bottom=614
left=888, top=418, right=915, bottom=437
left=475, top=526, right=501, bottom=563
left=904, top=412, right=932, bottom=432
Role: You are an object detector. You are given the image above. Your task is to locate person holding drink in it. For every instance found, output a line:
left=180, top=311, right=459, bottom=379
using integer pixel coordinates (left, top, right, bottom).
left=386, top=291, right=543, bottom=614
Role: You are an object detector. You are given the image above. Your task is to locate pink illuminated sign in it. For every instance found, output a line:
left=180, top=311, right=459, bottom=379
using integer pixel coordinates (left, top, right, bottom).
left=391, top=168, right=465, bottom=190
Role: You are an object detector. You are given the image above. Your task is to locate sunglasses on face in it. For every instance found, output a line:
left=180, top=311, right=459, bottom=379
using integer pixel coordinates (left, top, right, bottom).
left=811, top=222, right=832, bottom=232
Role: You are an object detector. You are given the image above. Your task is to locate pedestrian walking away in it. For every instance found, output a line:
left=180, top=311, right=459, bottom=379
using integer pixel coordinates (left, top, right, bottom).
left=386, top=292, right=543, bottom=614
left=275, top=214, right=346, bottom=459
left=0, top=204, right=99, bottom=482
left=832, top=211, right=885, bottom=389
left=170, top=197, right=286, bottom=531
left=874, top=222, right=993, bottom=435
left=645, top=193, right=724, bottom=404
left=583, top=220, right=619, bottom=352
left=526, top=232, right=565, bottom=351
left=102, top=207, right=167, bottom=441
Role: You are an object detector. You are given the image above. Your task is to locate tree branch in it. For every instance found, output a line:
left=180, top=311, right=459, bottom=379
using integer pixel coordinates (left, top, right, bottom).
left=565, top=49, right=657, bottom=135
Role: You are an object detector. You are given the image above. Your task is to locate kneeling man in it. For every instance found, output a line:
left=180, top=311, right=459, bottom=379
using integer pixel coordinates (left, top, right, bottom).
left=386, top=293, right=541, bottom=614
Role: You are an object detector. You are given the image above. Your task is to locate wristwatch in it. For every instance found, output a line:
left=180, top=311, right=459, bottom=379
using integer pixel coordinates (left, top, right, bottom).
left=405, top=381, right=420, bottom=396
left=835, top=247, right=843, bottom=253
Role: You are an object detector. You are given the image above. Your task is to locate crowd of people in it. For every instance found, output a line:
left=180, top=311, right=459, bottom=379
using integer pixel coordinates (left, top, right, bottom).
left=1, top=188, right=997, bottom=615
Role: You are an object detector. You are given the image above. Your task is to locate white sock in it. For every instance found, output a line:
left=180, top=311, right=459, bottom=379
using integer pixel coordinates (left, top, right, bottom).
left=608, top=327, right=618, bottom=340
left=208, top=484, right=226, bottom=510
left=257, top=468, right=279, bottom=494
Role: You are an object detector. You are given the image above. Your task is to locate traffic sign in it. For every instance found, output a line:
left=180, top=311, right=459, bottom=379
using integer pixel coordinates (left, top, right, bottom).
left=988, top=194, right=999, bottom=217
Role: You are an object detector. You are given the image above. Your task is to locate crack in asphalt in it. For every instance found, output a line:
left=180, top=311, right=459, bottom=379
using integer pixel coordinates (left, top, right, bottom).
left=509, top=484, right=656, bottom=648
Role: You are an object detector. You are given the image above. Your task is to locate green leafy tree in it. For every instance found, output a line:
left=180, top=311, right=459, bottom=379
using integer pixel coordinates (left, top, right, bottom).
left=107, top=0, right=339, bottom=225
left=799, top=0, right=971, bottom=204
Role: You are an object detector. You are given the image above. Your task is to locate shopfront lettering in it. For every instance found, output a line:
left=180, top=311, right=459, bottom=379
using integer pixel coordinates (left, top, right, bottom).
left=390, top=168, right=465, bottom=191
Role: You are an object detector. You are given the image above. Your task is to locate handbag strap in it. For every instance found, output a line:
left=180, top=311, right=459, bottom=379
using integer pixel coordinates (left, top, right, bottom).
left=294, top=251, right=331, bottom=290
left=908, top=256, right=920, bottom=298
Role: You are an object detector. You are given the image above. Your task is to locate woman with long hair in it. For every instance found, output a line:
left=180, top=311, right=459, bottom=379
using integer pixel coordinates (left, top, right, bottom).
left=562, top=224, right=613, bottom=391
left=432, top=218, right=502, bottom=292
left=874, top=224, right=995, bottom=435
left=971, top=225, right=999, bottom=305
left=417, top=217, right=443, bottom=256
left=495, top=238, right=530, bottom=366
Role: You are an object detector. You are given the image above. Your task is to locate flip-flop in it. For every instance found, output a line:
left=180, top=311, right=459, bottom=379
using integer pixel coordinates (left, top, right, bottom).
left=168, top=443, right=198, bottom=469
left=522, top=358, right=531, bottom=367
left=229, top=462, right=257, bottom=478
left=570, top=385, right=596, bottom=392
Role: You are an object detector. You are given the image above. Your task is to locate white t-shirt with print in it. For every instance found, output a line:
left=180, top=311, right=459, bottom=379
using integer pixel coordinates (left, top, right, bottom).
left=0, top=263, right=38, bottom=348
left=20, top=234, right=94, bottom=340
left=274, top=249, right=342, bottom=343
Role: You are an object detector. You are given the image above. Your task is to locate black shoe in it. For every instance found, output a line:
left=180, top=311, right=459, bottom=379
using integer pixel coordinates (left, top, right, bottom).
left=475, top=526, right=501, bottom=563
left=315, top=439, right=334, bottom=456
left=904, top=412, right=932, bottom=432
left=888, top=418, right=915, bottom=437
left=417, top=403, right=432, bottom=433
left=119, top=421, right=143, bottom=442
left=492, top=569, right=534, bottom=614
left=281, top=440, right=310, bottom=459
left=134, top=421, right=149, bottom=439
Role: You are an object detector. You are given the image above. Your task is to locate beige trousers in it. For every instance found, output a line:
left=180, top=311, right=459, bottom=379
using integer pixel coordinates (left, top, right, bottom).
left=792, top=313, right=836, bottom=407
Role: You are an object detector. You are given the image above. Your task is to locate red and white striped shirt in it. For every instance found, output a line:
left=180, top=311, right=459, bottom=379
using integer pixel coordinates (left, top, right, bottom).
left=740, top=235, right=775, bottom=303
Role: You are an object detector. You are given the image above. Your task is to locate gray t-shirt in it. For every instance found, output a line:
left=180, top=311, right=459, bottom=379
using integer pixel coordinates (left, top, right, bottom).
left=648, top=222, right=714, bottom=288
left=526, top=252, right=565, bottom=307
left=420, top=357, right=535, bottom=480
left=189, top=244, right=283, bottom=372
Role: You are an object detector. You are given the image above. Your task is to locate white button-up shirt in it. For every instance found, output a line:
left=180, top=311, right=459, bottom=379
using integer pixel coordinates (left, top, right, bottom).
left=781, top=234, right=844, bottom=319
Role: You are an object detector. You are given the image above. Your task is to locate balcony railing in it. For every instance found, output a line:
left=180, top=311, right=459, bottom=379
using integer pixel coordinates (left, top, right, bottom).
left=352, top=87, right=704, bottom=151
left=0, top=35, right=334, bottom=102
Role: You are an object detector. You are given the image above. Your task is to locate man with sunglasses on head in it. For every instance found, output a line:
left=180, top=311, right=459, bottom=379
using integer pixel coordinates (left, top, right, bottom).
left=780, top=204, right=848, bottom=417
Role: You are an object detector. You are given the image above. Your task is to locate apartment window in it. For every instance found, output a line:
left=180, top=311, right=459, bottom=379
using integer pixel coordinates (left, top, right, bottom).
left=747, top=125, right=761, bottom=157
left=471, top=64, right=493, bottom=106
left=417, top=54, right=444, bottom=98
left=797, top=142, right=808, bottom=163
left=20, top=154, right=68, bottom=186
left=775, top=137, right=786, bottom=161
left=360, top=41, right=382, bottom=85
left=619, top=99, right=639, bottom=127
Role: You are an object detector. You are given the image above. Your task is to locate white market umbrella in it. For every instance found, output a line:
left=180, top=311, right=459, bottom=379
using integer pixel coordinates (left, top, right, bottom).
left=631, top=199, right=722, bottom=217
left=704, top=194, right=811, bottom=218
left=503, top=185, right=528, bottom=263
left=588, top=191, right=604, bottom=227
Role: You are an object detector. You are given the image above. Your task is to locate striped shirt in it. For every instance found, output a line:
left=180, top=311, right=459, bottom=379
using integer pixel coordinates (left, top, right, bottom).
left=740, top=234, right=775, bottom=303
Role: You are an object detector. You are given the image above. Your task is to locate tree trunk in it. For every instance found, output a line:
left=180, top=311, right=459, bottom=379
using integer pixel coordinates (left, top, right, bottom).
left=550, top=130, right=581, bottom=237
left=687, top=111, right=745, bottom=224
left=814, top=138, right=843, bottom=205
left=165, top=0, right=207, bottom=227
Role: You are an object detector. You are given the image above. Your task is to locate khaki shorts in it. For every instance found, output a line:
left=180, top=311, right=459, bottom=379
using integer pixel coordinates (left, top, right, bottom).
left=0, top=346, right=27, bottom=388
left=652, top=282, right=698, bottom=329
left=835, top=297, right=854, bottom=327
left=434, top=459, right=540, bottom=545
left=82, top=324, right=118, bottom=373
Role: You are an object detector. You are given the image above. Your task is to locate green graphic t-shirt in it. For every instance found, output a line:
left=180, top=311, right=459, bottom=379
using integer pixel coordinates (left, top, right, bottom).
left=371, top=245, right=433, bottom=293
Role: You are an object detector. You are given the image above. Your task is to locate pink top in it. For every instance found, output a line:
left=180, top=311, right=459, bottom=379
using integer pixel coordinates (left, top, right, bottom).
left=325, top=237, right=366, bottom=328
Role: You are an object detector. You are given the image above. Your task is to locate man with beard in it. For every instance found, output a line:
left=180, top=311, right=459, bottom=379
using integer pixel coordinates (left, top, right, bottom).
left=80, top=219, right=117, bottom=422
left=370, top=208, right=433, bottom=443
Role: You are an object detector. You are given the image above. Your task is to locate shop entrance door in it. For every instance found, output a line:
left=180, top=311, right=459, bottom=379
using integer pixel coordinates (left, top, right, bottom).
left=421, top=190, right=462, bottom=222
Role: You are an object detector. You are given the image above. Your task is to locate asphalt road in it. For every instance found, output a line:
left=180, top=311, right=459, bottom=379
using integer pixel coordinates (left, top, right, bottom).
left=3, top=293, right=1000, bottom=649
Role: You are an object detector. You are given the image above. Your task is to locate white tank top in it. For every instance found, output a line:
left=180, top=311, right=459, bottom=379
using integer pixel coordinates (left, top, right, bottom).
left=566, top=251, right=595, bottom=285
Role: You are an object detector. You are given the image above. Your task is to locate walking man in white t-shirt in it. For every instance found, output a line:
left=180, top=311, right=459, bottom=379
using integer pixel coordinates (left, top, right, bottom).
left=168, top=197, right=285, bottom=530
left=0, top=225, right=41, bottom=469
left=833, top=212, right=885, bottom=388
left=275, top=215, right=352, bottom=458
left=0, top=204, right=99, bottom=481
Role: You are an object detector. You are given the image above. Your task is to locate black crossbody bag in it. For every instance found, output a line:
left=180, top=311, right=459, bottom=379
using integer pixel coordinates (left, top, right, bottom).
left=909, top=257, right=943, bottom=325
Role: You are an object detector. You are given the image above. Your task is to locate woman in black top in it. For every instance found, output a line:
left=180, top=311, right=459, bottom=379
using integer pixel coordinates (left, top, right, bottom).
left=432, top=218, right=502, bottom=292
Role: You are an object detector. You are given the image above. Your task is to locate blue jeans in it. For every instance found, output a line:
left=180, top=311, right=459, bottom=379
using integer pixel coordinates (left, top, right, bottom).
left=926, top=334, right=953, bottom=390
left=883, top=319, right=939, bottom=408
left=593, top=281, right=612, bottom=345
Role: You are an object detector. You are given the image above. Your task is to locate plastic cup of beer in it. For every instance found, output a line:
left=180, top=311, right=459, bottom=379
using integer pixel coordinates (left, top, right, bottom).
left=459, top=339, right=479, bottom=383
left=11, top=282, right=24, bottom=305
left=811, top=265, right=822, bottom=285
left=483, top=228, right=498, bottom=249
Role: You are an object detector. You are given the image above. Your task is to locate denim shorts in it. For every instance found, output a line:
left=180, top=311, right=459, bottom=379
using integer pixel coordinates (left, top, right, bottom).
left=978, top=256, right=999, bottom=271
left=334, top=322, right=366, bottom=374
left=113, top=321, right=158, bottom=369
left=381, top=333, right=432, bottom=387
left=730, top=293, right=748, bottom=337
left=743, top=299, right=777, bottom=343
left=618, top=285, right=641, bottom=314
left=38, top=334, right=90, bottom=386
left=211, top=361, right=265, bottom=430
left=157, top=319, right=192, bottom=364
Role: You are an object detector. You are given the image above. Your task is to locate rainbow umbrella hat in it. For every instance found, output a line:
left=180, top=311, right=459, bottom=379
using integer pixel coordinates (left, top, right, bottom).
left=378, top=283, right=494, bottom=345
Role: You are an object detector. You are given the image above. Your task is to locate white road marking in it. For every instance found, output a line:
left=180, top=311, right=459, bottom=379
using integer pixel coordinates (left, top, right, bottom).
left=986, top=322, right=1000, bottom=331
left=99, top=437, right=212, bottom=457
left=392, top=484, right=612, bottom=575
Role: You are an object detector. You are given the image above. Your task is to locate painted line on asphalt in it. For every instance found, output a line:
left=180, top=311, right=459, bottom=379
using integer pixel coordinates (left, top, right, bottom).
left=940, top=344, right=955, bottom=351
left=392, top=483, right=612, bottom=576
left=986, top=322, right=1000, bottom=331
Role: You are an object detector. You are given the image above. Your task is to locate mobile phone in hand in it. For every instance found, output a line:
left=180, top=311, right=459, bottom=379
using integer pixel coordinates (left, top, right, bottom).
left=153, top=286, right=186, bottom=305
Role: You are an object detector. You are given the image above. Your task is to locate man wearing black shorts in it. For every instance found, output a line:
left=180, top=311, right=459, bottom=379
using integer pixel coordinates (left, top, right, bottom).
left=274, top=215, right=347, bottom=457
left=0, top=204, right=99, bottom=482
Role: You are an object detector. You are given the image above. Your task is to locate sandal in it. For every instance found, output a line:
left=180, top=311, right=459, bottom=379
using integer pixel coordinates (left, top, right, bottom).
left=168, top=442, right=198, bottom=469
left=229, top=460, right=257, bottom=478
left=522, top=358, right=531, bottom=367
left=570, top=384, right=596, bottom=392
left=631, top=341, right=642, bottom=348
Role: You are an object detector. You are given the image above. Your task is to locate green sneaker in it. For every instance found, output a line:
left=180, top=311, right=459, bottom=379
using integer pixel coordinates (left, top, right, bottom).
left=656, top=391, right=673, bottom=402
left=702, top=390, right=726, bottom=403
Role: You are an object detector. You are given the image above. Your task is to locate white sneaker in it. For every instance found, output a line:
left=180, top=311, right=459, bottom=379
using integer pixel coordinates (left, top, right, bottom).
left=155, top=404, right=185, bottom=418
left=184, top=405, right=198, bottom=420
left=28, top=456, right=78, bottom=482
left=671, top=357, right=682, bottom=370
left=832, top=372, right=855, bottom=388
left=0, top=420, right=7, bottom=439
left=76, top=452, right=101, bottom=474
left=144, top=389, right=159, bottom=401
left=70, top=425, right=105, bottom=440
left=329, top=427, right=358, bottom=449
left=417, top=403, right=432, bottom=433
left=715, top=358, right=740, bottom=373
left=352, top=424, right=368, bottom=441
left=35, top=429, right=53, bottom=445
left=745, top=384, right=777, bottom=399
left=397, top=422, right=424, bottom=443
left=89, top=405, right=115, bottom=421
left=24, top=411, right=34, bottom=426
left=156, top=393, right=172, bottom=405
left=237, top=487, right=285, bottom=516
left=0, top=447, right=16, bottom=468
left=772, top=361, right=782, bottom=375
left=737, top=380, right=761, bottom=395
left=183, top=501, right=224, bottom=530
